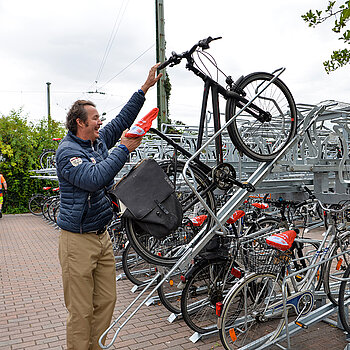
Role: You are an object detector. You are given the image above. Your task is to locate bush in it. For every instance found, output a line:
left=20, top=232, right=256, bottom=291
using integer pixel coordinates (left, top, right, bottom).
left=0, top=110, right=66, bottom=214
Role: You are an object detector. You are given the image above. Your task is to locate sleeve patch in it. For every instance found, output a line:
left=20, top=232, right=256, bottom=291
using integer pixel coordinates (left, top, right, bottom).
left=70, top=157, right=83, bottom=167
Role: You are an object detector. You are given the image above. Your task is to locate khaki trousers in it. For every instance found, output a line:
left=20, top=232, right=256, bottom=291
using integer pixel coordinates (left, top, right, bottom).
left=59, top=229, right=116, bottom=350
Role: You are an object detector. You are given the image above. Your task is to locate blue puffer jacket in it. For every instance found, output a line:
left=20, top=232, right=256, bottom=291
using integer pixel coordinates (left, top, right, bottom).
left=56, top=92, right=145, bottom=233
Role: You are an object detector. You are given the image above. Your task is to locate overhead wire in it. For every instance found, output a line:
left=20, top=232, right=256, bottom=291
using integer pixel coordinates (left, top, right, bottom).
left=94, top=0, right=130, bottom=85
left=98, top=43, right=155, bottom=90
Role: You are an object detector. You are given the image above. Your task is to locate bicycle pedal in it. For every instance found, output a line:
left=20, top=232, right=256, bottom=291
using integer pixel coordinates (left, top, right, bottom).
left=295, top=275, right=303, bottom=282
left=294, top=320, right=308, bottom=329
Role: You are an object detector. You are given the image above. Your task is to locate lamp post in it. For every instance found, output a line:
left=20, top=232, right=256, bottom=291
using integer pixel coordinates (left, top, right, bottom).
left=46, top=82, right=51, bottom=128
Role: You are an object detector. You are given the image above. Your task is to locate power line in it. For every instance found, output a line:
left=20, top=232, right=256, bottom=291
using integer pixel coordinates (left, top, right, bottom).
left=98, top=43, right=155, bottom=90
left=95, top=0, right=130, bottom=84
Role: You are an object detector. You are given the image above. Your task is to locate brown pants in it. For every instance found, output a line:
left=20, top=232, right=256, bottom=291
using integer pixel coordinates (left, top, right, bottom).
left=59, top=229, right=116, bottom=350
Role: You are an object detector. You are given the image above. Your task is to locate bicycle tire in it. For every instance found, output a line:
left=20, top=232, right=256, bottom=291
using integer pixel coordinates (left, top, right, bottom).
left=338, top=263, right=350, bottom=333
left=121, top=243, right=157, bottom=286
left=48, top=198, right=60, bottom=223
left=157, top=269, right=183, bottom=315
left=218, top=272, right=286, bottom=350
left=181, top=258, right=237, bottom=334
left=39, top=149, right=56, bottom=169
left=28, top=194, right=46, bottom=216
left=225, top=72, right=297, bottom=162
left=125, top=160, right=216, bottom=266
left=323, top=231, right=350, bottom=305
left=42, top=195, right=59, bottom=220
left=292, top=239, right=323, bottom=290
left=107, top=219, right=127, bottom=268
left=53, top=205, right=60, bottom=223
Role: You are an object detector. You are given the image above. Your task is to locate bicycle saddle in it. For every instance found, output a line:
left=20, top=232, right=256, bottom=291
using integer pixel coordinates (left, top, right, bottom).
left=251, top=202, right=269, bottom=209
left=266, top=230, right=297, bottom=251
left=226, top=210, right=245, bottom=224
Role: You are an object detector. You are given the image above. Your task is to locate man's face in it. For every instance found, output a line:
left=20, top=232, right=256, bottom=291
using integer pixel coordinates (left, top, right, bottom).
left=77, top=105, right=103, bottom=142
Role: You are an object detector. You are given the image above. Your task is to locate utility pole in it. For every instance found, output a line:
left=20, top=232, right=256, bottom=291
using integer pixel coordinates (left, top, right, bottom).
left=155, top=0, right=167, bottom=130
left=46, top=82, right=51, bottom=127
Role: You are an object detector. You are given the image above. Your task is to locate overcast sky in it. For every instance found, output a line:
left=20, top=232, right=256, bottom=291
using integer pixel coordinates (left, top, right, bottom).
left=0, top=0, right=349, bottom=127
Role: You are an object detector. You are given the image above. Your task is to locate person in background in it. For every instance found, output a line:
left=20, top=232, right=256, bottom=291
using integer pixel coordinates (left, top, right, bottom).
left=0, top=173, right=7, bottom=218
left=55, top=63, right=161, bottom=350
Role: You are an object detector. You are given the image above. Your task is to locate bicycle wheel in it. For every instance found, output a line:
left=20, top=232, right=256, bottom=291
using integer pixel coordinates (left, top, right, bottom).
left=218, top=272, right=286, bottom=350
left=48, top=198, right=60, bottom=223
left=338, top=264, right=350, bottom=333
left=42, top=195, right=59, bottom=221
left=107, top=218, right=127, bottom=268
left=39, top=149, right=56, bottom=169
left=121, top=243, right=157, bottom=286
left=226, top=72, right=297, bottom=162
left=53, top=205, right=60, bottom=223
left=323, top=231, right=350, bottom=305
left=181, top=258, right=237, bottom=334
left=157, top=268, right=183, bottom=315
left=125, top=160, right=216, bottom=266
left=41, top=196, right=52, bottom=220
left=292, top=239, right=322, bottom=290
left=28, top=194, right=46, bottom=216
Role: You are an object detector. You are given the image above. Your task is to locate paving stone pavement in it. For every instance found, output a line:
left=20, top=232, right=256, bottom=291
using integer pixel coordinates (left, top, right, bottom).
left=0, top=213, right=349, bottom=350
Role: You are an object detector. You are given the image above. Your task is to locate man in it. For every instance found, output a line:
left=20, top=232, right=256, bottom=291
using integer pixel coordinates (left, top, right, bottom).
left=0, top=173, right=7, bottom=218
left=56, top=63, right=162, bottom=350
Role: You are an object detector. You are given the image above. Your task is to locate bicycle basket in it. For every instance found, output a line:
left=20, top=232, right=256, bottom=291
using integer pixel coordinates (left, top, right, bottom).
left=239, top=242, right=290, bottom=274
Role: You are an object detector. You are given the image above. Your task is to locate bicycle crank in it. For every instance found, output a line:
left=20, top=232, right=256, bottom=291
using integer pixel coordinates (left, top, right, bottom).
left=212, top=163, right=255, bottom=192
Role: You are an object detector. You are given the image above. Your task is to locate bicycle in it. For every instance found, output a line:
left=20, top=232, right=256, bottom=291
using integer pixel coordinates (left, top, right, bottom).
left=41, top=188, right=60, bottom=223
left=39, top=138, right=61, bottom=169
left=337, top=208, right=350, bottom=332
left=217, top=199, right=350, bottom=350
left=121, top=242, right=157, bottom=286
left=28, top=186, right=59, bottom=216
left=179, top=208, right=321, bottom=335
left=123, top=36, right=297, bottom=267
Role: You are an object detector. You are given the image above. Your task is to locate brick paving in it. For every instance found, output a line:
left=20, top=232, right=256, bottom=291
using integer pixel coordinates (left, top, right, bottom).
left=0, top=213, right=349, bottom=349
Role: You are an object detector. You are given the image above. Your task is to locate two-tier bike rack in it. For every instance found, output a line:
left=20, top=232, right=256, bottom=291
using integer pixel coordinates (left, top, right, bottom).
left=98, top=68, right=335, bottom=349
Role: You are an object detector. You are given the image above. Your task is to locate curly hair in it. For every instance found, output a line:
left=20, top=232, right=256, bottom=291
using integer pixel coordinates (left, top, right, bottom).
left=66, top=100, right=96, bottom=134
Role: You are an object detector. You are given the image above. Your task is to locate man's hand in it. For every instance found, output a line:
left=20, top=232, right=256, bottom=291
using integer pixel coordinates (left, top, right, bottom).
left=120, top=130, right=143, bottom=153
left=140, top=63, right=163, bottom=95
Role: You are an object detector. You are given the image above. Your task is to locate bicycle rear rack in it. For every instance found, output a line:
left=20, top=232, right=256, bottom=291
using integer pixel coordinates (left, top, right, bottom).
left=98, top=68, right=326, bottom=349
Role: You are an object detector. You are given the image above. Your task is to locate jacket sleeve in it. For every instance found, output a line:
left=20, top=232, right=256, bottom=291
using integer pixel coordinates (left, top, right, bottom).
left=56, top=146, right=130, bottom=192
left=100, top=92, right=145, bottom=150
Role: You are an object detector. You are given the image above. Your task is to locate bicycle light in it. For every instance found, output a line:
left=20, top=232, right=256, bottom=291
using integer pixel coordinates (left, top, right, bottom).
left=231, top=267, right=242, bottom=279
left=216, top=302, right=223, bottom=317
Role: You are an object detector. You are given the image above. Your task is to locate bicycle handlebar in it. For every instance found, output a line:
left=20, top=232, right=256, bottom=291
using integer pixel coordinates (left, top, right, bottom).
left=157, top=36, right=222, bottom=71
left=295, top=198, right=316, bottom=209
left=295, top=197, right=350, bottom=214
left=262, top=194, right=298, bottom=207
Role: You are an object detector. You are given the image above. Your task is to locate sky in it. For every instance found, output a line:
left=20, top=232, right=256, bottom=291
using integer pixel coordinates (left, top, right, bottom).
left=0, top=0, right=349, bottom=128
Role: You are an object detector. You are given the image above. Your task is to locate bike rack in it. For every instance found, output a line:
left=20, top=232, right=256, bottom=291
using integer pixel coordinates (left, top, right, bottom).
left=98, top=68, right=291, bottom=348
left=24, top=67, right=349, bottom=348
left=30, top=101, right=350, bottom=206
left=99, top=68, right=335, bottom=348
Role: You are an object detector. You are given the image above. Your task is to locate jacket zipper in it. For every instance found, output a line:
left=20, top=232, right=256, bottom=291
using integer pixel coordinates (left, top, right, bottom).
left=80, top=193, right=92, bottom=233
